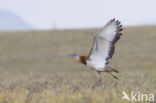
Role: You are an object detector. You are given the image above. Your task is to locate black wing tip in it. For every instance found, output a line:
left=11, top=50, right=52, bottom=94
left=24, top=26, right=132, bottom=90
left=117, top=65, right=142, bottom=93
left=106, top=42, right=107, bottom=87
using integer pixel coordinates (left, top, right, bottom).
left=110, top=18, right=123, bottom=30
left=110, top=18, right=120, bottom=22
left=111, top=18, right=115, bottom=22
left=112, top=19, right=123, bottom=43
left=106, top=18, right=123, bottom=61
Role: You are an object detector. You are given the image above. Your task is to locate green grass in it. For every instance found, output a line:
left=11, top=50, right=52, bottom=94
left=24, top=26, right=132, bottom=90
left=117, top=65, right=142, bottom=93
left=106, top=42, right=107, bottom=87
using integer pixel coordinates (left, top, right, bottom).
left=0, top=26, right=156, bottom=103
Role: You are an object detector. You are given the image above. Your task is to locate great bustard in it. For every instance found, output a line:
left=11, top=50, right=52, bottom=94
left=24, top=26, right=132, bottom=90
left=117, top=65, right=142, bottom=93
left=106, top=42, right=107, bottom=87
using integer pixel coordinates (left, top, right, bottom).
left=70, top=19, right=123, bottom=88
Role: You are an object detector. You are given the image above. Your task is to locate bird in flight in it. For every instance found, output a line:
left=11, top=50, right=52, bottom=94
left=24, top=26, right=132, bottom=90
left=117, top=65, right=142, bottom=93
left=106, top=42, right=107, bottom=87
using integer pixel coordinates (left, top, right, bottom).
left=70, top=19, right=123, bottom=88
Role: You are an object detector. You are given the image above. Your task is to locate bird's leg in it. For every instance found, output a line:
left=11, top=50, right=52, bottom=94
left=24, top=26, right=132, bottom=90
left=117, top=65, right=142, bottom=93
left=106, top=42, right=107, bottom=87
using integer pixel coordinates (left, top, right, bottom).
left=109, top=72, right=118, bottom=79
left=105, top=63, right=119, bottom=73
left=91, top=70, right=102, bottom=89
left=105, top=64, right=119, bottom=79
left=111, top=68, right=119, bottom=73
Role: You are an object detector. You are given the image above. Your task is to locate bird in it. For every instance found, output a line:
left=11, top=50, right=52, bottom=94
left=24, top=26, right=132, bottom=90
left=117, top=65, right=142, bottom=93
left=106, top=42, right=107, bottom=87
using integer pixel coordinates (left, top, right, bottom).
left=70, top=19, right=123, bottom=88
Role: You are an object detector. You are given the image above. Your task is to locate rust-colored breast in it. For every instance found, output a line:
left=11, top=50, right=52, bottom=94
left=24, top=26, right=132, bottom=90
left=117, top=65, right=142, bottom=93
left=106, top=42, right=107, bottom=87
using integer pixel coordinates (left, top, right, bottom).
left=78, top=56, right=88, bottom=65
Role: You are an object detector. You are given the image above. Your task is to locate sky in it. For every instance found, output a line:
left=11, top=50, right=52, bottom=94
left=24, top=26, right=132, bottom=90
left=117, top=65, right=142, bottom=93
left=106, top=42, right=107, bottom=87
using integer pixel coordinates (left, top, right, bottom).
left=0, top=0, right=156, bottom=30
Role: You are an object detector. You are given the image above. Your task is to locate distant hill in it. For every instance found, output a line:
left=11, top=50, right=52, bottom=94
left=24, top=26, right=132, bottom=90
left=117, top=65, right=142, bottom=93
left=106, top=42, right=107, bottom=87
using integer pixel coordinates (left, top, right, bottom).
left=0, top=9, right=33, bottom=31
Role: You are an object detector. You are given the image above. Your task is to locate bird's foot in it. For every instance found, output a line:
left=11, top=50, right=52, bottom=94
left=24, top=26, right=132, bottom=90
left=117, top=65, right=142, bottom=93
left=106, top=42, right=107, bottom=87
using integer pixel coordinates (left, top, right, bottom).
left=113, top=75, right=118, bottom=79
left=112, top=69, right=119, bottom=73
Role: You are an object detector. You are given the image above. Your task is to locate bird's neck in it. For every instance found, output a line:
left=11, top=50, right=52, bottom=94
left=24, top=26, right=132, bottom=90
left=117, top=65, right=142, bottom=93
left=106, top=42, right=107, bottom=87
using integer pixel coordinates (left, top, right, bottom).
left=78, top=56, right=88, bottom=65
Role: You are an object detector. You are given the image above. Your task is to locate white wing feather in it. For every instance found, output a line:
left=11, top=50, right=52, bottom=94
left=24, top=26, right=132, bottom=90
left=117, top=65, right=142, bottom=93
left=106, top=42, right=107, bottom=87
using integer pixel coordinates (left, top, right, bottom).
left=87, top=19, right=122, bottom=70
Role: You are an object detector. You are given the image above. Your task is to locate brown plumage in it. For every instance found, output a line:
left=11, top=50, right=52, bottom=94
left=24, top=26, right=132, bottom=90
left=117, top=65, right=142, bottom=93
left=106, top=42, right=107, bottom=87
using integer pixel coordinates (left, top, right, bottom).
left=78, top=56, right=88, bottom=65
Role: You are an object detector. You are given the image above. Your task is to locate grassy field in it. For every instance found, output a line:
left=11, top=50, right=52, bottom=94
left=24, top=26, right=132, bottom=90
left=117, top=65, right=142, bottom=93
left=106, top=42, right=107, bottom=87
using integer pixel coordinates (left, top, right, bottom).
left=0, top=26, right=156, bottom=103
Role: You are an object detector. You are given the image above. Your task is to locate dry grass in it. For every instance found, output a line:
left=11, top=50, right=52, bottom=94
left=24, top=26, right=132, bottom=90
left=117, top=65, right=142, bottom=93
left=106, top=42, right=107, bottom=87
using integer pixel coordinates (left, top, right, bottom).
left=0, top=26, right=156, bottom=103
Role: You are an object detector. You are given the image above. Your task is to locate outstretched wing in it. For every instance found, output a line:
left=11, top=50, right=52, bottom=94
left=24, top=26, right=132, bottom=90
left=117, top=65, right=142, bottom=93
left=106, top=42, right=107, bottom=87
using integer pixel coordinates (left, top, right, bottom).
left=88, top=19, right=123, bottom=64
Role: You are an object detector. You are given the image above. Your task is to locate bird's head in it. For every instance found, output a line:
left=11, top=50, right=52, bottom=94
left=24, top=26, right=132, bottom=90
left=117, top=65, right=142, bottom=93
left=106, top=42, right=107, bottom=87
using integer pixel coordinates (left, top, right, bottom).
left=69, top=53, right=79, bottom=60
